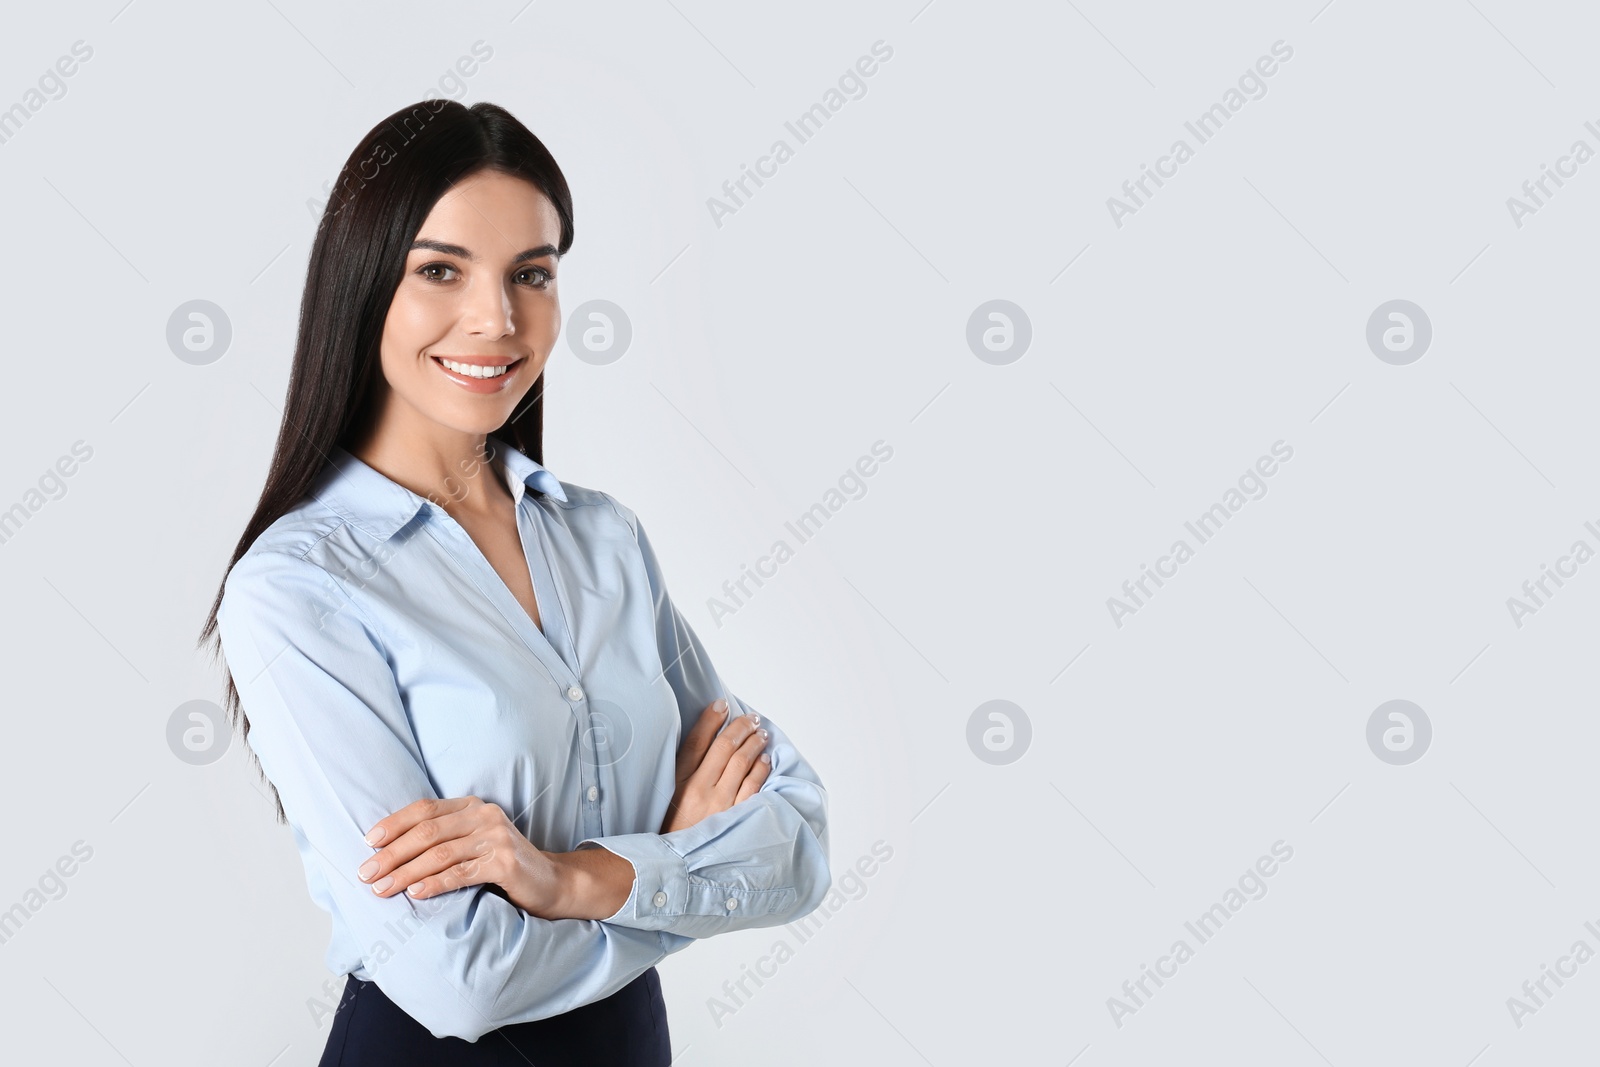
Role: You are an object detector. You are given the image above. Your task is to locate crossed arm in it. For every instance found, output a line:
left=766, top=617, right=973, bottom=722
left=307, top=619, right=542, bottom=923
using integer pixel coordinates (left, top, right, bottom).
left=351, top=701, right=777, bottom=919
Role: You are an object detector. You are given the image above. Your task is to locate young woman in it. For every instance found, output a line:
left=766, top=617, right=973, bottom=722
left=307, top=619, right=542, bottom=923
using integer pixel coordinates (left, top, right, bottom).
left=197, top=99, right=831, bottom=1066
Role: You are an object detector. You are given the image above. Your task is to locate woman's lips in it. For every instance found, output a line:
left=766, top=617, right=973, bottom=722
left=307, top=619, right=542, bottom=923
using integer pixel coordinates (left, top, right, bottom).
left=430, top=355, right=527, bottom=393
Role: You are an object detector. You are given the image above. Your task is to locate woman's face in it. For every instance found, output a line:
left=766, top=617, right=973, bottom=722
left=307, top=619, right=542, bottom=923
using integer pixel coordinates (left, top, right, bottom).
left=376, top=168, right=562, bottom=441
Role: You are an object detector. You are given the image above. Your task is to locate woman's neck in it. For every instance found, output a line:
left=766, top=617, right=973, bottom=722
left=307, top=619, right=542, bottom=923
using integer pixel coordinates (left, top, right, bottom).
left=348, top=424, right=512, bottom=520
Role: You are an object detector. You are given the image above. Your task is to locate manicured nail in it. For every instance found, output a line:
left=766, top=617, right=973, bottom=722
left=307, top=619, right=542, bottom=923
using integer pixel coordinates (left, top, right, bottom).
left=760, top=753, right=771, bottom=764
left=714, top=698, right=728, bottom=712
left=365, top=827, right=385, bottom=845
left=759, top=728, right=768, bottom=741
left=407, top=883, right=425, bottom=897
left=750, top=713, right=761, bottom=727
left=357, top=859, right=378, bottom=881
left=372, top=875, right=394, bottom=893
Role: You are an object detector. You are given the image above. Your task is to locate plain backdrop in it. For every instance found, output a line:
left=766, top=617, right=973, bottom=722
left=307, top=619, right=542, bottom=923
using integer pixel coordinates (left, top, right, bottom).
left=3, top=1, right=1600, bottom=1064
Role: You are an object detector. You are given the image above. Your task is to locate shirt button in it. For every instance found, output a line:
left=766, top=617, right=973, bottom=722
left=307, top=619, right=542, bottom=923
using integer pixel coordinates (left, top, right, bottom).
left=725, top=897, right=739, bottom=911
left=586, top=785, right=598, bottom=802
left=652, top=891, right=668, bottom=908
left=567, top=685, right=584, bottom=701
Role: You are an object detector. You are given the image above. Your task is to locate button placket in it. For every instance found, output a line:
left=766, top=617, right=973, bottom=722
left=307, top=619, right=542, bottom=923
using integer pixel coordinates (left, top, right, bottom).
left=567, top=680, right=606, bottom=837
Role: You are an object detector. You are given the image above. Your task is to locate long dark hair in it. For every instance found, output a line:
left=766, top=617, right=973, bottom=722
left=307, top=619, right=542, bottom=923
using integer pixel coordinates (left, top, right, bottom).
left=197, top=99, right=575, bottom=823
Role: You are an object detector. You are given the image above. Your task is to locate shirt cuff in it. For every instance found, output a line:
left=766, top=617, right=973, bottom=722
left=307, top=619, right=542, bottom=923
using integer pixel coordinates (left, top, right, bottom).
left=574, top=832, right=798, bottom=934
left=575, top=833, right=686, bottom=929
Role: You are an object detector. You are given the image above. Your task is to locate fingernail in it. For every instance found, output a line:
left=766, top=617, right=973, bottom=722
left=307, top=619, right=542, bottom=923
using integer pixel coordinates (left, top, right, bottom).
left=759, top=728, right=769, bottom=741
left=714, top=698, right=728, bottom=712
left=372, top=875, right=394, bottom=893
left=749, top=713, right=761, bottom=727
left=407, top=883, right=425, bottom=897
left=357, top=859, right=378, bottom=881
left=365, top=827, right=385, bottom=846
left=760, top=753, right=771, bottom=764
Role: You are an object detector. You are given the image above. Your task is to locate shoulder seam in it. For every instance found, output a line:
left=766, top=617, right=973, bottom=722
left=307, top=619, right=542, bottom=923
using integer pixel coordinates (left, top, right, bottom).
left=550, top=484, right=620, bottom=510
left=296, top=521, right=349, bottom=563
left=596, top=490, right=638, bottom=539
left=233, top=531, right=390, bottom=651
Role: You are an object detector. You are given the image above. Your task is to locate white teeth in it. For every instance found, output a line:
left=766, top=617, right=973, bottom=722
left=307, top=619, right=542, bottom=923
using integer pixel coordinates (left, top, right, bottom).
left=438, top=358, right=509, bottom=379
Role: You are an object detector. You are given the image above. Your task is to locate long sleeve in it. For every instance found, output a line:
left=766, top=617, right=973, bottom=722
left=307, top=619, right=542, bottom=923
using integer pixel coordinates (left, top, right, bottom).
left=217, top=547, right=679, bottom=1043
left=575, top=502, right=832, bottom=939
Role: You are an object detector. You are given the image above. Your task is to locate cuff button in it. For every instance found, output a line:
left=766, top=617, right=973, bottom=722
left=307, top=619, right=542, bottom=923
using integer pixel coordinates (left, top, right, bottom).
left=652, top=890, right=668, bottom=908
left=725, top=897, right=739, bottom=911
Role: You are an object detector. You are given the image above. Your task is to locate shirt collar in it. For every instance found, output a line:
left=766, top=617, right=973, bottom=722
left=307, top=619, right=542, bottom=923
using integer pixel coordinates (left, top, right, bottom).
left=314, top=435, right=568, bottom=543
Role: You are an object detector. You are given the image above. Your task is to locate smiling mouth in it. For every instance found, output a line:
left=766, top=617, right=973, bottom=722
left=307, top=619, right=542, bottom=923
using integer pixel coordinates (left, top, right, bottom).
left=431, top=355, right=526, bottom=380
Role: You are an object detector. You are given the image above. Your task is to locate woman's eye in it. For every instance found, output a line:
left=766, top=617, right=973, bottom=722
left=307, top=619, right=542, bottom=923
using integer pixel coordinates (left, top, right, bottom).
left=416, top=263, right=551, bottom=289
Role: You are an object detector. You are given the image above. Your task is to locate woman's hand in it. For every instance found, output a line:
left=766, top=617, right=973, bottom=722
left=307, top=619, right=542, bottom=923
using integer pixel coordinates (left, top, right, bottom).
left=659, top=699, right=772, bottom=834
left=357, top=796, right=563, bottom=916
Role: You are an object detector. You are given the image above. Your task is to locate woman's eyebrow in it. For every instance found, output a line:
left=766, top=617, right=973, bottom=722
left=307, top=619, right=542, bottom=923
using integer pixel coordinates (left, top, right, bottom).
left=409, top=238, right=558, bottom=264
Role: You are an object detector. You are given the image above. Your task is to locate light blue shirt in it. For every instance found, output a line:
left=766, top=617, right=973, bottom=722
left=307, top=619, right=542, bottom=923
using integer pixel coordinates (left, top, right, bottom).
left=216, top=436, right=831, bottom=1041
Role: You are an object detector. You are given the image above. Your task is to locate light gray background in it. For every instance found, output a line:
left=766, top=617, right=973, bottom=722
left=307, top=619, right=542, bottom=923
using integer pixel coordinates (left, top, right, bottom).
left=1, top=0, right=1594, bottom=1063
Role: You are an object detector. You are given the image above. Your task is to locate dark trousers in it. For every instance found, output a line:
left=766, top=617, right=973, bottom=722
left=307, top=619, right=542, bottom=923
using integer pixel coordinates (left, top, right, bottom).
left=317, top=967, right=670, bottom=1066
